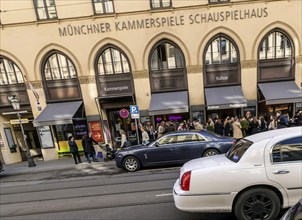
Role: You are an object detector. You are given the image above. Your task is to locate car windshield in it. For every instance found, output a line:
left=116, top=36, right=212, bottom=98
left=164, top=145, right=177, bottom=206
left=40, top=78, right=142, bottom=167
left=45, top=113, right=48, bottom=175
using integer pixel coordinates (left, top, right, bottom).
left=226, top=139, right=253, bottom=163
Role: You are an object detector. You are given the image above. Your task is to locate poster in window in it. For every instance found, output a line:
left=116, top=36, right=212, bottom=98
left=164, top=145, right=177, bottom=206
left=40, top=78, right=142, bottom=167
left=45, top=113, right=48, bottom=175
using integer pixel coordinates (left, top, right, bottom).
left=73, top=119, right=88, bottom=140
left=37, top=126, right=54, bottom=148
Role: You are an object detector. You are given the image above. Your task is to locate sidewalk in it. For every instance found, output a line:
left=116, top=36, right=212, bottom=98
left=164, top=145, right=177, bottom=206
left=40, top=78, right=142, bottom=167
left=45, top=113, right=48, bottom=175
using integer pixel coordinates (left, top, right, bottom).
left=1, top=157, right=117, bottom=175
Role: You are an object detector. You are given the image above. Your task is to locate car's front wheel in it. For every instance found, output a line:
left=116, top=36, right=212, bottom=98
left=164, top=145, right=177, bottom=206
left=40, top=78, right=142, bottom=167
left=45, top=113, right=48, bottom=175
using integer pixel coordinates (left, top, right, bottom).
left=234, top=188, right=280, bottom=220
left=123, top=156, right=141, bottom=172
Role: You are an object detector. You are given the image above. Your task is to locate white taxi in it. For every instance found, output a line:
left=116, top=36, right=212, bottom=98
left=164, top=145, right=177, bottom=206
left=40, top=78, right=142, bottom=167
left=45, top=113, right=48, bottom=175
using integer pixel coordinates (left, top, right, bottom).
left=173, top=127, right=302, bottom=220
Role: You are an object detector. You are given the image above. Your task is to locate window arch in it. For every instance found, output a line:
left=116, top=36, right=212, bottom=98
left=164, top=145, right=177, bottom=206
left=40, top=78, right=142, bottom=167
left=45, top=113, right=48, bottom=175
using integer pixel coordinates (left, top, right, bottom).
left=203, top=34, right=240, bottom=87
left=258, top=30, right=293, bottom=60
left=149, top=40, right=187, bottom=92
left=96, top=47, right=131, bottom=75
left=150, top=41, right=185, bottom=71
left=204, top=36, right=238, bottom=65
left=43, top=52, right=77, bottom=80
left=257, top=29, right=295, bottom=82
left=0, top=56, right=24, bottom=85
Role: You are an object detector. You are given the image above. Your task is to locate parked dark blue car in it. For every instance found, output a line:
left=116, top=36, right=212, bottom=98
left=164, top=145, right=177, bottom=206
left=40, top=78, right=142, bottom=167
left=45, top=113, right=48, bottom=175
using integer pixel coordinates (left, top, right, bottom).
left=115, top=130, right=235, bottom=172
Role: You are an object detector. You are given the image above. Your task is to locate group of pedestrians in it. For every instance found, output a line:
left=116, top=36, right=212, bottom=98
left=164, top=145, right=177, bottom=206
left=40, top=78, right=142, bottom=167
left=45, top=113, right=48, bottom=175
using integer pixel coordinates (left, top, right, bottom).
left=67, top=132, right=99, bottom=164
left=206, top=109, right=302, bottom=139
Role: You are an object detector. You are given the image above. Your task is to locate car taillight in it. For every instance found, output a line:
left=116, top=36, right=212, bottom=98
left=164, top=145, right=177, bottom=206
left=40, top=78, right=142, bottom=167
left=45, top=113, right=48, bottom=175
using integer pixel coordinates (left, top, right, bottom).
left=181, top=171, right=191, bottom=191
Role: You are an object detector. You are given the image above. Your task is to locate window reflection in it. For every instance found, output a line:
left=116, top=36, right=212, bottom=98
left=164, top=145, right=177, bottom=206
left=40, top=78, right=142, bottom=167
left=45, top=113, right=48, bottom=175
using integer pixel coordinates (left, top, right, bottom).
left=259, top=31, right=292, bottom=60
left=97, top=47, right=130, bottom=75
left=205, top=36, right=238, bottom=65
left=44, top=53, right=77, bottom=81
left=151, top=43, right=184, bottom=71
left=0, top=57, right=24, bottom=85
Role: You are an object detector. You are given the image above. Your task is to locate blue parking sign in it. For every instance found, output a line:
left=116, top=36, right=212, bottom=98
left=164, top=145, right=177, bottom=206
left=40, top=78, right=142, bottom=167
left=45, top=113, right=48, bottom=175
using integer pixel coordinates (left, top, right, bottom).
left=130, top=105, right=139, bottom=114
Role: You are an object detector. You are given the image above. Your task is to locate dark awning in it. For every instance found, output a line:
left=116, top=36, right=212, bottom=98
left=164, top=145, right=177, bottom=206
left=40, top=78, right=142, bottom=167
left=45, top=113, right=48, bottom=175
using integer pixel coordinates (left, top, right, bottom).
left=205, top=86, right=247, bottom=110
left=258, top=81, right=302, bottom=105
left=33, top=101, right=83, bottom=127
left=149, top=91, right=189, bottom=116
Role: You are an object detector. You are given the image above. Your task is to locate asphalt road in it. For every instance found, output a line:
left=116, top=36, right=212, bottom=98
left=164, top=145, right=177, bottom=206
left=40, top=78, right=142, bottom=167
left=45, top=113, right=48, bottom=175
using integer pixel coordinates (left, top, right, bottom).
left=0, top=163, right=287, bottom=220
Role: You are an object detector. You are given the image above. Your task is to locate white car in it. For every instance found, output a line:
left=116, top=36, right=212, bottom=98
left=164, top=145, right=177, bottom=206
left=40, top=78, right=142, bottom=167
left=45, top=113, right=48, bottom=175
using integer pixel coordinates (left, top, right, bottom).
left=173, top=127, right=302, bottom=220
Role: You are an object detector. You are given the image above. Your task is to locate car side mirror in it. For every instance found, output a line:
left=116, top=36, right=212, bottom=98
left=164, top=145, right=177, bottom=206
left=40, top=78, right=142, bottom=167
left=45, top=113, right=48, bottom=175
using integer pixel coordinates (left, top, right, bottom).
left=155, top=142, right=159, bottom=147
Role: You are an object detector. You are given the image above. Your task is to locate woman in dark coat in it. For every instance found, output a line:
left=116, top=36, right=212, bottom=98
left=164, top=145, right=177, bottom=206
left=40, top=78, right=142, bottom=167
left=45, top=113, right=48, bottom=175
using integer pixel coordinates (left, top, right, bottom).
left=82, top=133, right=99, bottom=163
left=68, top=136, right=82, bottom=164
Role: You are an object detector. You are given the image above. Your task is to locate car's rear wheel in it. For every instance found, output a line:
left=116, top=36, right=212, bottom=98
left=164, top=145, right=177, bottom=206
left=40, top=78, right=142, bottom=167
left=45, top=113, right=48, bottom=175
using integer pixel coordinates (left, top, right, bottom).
left=123, top=156, right=141, bottom=172
left=203, top=149, right=219, bottom=157
left=234, top=188, right=280, bottom=220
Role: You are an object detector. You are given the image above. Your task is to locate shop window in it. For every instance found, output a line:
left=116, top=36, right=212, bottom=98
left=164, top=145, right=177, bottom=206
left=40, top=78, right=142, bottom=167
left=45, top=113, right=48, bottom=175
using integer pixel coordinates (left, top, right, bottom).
left=4, top=128, right=17, bottom=153
left=34, top=0, right=57, bottom=20
left=150, top=0, right=171, bottom=9
left=272, top=137, right=302, bottom=163
left=97, top=47, right=130, bottom=75
left=0, top=57, right=24, bottom=85
left=92, top=0, right=114, bottom=15
left=44, top=53, right=77, bottom=80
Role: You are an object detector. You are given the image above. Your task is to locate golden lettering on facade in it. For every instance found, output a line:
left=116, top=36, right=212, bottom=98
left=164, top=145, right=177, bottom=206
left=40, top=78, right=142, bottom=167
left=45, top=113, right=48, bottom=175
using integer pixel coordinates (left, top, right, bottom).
left=58, top=7, right=268, bottom=36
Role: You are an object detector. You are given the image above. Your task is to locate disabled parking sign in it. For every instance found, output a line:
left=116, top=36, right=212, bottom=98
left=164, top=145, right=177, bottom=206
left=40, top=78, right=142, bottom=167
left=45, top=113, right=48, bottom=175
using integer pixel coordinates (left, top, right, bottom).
left=130, top=105, right=139, bottom=119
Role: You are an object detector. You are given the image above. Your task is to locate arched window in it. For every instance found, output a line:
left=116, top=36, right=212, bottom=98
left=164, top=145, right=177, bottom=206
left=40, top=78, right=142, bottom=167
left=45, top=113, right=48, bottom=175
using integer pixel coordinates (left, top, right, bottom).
left=203, top=35, right=240, bottom=87
left=259, top=30, right=292, bottom=60
left=149, top=40, right=187, bottom=92
left=95, top=45, right=134, bottom=97
left=150, top=42, right=184, bottom=71
left=205, top=36, right=238, bottom=65
left=96, top=47, right=130, bottom=75
left=44, top=52, right=77, bottom=80
left=257, top=29, right=294, bottom=81
left=42, top=51, right=81, bottom=101
left=0, top=56, right=24, bottom=85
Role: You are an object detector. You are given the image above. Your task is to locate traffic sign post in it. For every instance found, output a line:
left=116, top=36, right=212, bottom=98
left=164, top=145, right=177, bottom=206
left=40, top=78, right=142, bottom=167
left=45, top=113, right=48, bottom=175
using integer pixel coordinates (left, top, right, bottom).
left=130, top=105, right=140, bottom=145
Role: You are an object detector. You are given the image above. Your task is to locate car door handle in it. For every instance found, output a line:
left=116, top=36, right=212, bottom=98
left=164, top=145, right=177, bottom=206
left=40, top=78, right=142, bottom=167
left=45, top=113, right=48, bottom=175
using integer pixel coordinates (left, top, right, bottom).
left=272, top=170, right=290, bottom=174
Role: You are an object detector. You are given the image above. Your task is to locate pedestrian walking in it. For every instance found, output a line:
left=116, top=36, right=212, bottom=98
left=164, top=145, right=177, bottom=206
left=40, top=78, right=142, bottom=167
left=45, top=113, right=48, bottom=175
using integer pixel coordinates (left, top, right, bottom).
left=157, top=121, right=166, bottom=138
left=82, top=133, right=99, bottom=163
left=141, top=127, right=150, bottom=145
left=68, top=136, right=82, bottom=164
left=276, top=111, right=289, bottom=129
left=119, top=130, right=128, bottom=148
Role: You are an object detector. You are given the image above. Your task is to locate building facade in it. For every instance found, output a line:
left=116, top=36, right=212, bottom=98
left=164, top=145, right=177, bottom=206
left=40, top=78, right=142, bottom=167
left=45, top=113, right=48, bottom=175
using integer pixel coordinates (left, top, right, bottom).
left=0, top=0, right=301, bottom=164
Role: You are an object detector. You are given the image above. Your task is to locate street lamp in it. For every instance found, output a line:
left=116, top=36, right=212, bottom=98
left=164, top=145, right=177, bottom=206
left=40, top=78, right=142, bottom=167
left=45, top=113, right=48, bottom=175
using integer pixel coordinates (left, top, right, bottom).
left=8, top=94, right=36, bottom=167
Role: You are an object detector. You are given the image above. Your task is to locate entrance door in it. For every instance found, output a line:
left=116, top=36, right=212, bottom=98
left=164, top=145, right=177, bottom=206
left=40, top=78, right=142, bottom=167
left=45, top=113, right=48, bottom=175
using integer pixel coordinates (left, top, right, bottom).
left=107, top=109, right=137, bottom=148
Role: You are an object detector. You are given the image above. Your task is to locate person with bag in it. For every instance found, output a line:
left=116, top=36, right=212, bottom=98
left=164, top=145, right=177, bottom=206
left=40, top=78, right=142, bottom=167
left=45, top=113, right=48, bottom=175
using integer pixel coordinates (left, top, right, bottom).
left=68, top=136, right=82, bottom=164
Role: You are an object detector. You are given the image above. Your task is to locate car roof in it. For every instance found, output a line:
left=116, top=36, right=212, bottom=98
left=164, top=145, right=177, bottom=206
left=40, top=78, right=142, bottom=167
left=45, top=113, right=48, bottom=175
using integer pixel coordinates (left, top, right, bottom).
left=164, top=130, right=221, bottom=138
left=244, top=126, right=302, bottom=143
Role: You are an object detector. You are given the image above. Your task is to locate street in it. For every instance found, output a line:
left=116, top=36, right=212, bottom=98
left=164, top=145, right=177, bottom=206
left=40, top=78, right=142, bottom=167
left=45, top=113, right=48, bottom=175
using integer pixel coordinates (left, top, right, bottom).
left=0, top=161, right=237, bottom=220
left=0, top=161, right=288, bottom=220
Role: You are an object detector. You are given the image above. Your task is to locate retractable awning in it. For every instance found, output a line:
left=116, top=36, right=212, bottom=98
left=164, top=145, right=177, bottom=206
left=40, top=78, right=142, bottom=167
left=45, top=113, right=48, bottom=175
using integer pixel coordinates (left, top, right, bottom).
left=205, top=86, right=247, bottom=110
left=149, top=91, right=189, bottom=116
left=258, top=81, right=302, bottom=105
left=33, top=101, right=83, bottom=127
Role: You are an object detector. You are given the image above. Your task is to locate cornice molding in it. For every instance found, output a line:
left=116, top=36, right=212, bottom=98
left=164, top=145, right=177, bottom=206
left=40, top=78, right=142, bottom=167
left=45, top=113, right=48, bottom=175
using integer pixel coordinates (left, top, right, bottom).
left=241, top=60, right=257, bottom=69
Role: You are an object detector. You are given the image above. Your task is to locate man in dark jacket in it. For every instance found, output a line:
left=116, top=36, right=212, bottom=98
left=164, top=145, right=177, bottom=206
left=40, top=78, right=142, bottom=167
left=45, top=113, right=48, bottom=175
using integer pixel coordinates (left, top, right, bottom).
left=276, top=111, right=289, bottom=129
left=82, top=132, right=99, bottom=163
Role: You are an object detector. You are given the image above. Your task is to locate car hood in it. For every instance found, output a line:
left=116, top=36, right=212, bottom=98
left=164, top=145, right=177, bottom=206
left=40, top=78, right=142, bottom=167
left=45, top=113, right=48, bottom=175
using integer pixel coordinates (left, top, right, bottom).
left=180, top=154, right=234, bottom=175
left=118, top=145, right=146, bottom=152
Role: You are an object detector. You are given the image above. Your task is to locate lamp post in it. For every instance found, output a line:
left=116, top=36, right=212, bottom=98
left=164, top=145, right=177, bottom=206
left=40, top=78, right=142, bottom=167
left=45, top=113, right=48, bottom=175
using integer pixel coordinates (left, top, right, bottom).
left=9, top=94, right=36, bottom=167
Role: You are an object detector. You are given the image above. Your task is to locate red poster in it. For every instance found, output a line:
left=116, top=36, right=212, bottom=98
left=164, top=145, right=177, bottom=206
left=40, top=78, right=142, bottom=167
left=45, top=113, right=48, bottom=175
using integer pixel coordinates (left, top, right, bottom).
left=89, top=121, right=104, bottom=143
